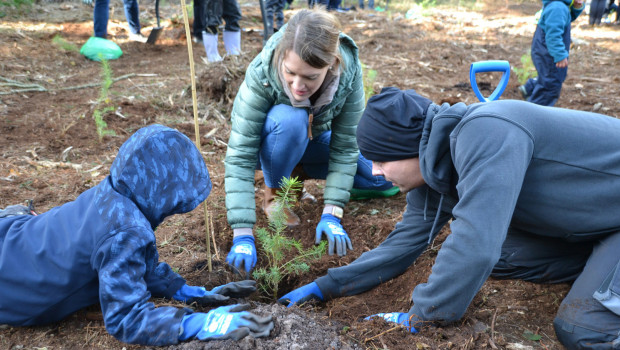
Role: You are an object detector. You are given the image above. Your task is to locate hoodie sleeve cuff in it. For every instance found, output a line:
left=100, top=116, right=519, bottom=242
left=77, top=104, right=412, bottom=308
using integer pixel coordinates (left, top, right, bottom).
left=315, top=275, right=342, bottom=301
left=233, top=227, right=253, bottom=238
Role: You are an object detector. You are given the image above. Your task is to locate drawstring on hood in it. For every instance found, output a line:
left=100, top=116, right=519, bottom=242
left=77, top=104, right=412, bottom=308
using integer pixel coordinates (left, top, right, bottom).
left=427, top=192, right=445, bottom=244
left=419, top=102, right=467, bottom=244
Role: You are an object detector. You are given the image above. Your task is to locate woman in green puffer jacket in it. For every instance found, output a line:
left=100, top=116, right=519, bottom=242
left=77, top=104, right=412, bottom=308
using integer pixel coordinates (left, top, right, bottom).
left=224, top=8, right=397, bottom=277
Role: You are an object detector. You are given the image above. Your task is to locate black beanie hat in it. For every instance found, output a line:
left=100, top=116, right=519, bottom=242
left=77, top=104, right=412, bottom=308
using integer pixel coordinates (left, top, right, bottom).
left=357, top=87, right=432, bottom=162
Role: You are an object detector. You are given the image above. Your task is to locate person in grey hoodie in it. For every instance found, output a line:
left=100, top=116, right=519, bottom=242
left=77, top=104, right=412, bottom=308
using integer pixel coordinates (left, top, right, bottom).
left=279, top=87, right=620, bottom=350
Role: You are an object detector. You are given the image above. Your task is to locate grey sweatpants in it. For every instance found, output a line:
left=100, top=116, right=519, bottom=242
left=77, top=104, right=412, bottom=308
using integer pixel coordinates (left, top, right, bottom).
left=493, top=228, right=620, bottom=350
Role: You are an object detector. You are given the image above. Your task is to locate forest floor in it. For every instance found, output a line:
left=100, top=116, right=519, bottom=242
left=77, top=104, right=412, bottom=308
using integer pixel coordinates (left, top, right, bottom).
left=1, top=0, right=620, bottom=348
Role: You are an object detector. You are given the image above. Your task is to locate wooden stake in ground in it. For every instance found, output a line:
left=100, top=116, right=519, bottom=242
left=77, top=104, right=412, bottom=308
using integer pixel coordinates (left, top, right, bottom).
left=179, top=0, right=212, bottom=272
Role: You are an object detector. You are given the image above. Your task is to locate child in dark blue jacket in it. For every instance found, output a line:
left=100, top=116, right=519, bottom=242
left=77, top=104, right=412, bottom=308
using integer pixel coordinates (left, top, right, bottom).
left=519, top=0, right=584, bottom=106
left=0, top=125, right=273, bottom=346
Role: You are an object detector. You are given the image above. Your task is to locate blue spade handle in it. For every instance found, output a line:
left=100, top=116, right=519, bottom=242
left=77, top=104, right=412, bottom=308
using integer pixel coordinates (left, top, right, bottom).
left=469, top=60, right=511, bottom=102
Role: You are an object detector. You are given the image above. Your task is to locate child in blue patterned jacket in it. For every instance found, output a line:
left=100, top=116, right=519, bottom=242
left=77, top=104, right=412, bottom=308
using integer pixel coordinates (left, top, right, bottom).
left=0, top=125, right=273, bottom=345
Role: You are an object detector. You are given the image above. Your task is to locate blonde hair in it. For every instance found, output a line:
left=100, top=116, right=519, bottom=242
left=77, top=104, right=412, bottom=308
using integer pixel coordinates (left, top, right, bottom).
left=274, top=7, right=343, bottom=69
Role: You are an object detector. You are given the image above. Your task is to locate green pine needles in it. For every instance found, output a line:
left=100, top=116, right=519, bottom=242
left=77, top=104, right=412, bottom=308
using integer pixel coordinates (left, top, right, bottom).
left=361, top=62, right=378, bottom=104
left=93, top=58, right=116, bottom=140
left=52, top=35, right=78, bottom=52
left=0, top=0, right=32, bottom=18
left=252, top=176, right=327, bottom=300
left=513, top=51, right=538, bottom=85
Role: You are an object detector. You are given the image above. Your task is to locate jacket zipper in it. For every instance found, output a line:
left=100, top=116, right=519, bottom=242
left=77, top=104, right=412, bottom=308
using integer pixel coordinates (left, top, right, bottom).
left=307, top=108, right=314, bottom=140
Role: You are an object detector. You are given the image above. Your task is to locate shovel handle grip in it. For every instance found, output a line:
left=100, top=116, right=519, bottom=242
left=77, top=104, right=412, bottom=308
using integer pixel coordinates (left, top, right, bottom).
left=469, top=60, right=511, bottom=102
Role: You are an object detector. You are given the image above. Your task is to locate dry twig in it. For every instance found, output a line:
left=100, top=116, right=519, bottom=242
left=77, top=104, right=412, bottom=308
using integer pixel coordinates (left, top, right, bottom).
left=0, top=74, right=157, bottom=95
left=24, top=157, right=83, bottom=170
left=363, top=326, right=401, bottom=342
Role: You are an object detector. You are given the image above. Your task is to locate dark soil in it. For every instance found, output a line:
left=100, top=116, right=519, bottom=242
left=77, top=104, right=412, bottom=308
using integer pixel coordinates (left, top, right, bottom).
left=1, top=0, right=620, bottom=349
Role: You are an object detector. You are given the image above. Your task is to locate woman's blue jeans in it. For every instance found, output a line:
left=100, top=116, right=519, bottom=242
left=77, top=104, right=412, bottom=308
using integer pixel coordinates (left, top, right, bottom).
left=258, top=104, right=393, bottom=191
left=94, top=0, right=141, bottom=38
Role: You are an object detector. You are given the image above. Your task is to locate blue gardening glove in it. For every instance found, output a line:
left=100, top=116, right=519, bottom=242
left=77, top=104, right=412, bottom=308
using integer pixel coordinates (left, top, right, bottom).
left=211, top=280, right=257, bottom=298
left=226, top=236, right=257, bottom=278
left=179, top=304, right=274, bottom=341
left=315, top=214, right=353, bottom=256
left=0, top=204, right=36, bottom=218
left=277, top=282, right=323, bottom=308
left=172, top=284, right=229, bottom=306
left=364, top=312, right=418, bottom=333
left=173, top=281, right=257, bottom=306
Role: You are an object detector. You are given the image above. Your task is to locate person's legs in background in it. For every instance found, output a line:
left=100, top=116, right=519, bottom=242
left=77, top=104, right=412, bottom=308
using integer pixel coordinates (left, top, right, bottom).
left=526, top=26, right=567, bottom=107
left=274, top=0, right=286, bottom=30
left=265, top=0, right=278, bottom=35
left=327, top=0, right=340, bottom=10
left=358, top=0, right=374, bottom=10
left=590, top=0, right=607, bottom=25
left=609, top=1, right=620, bottom=23
left=316, top=0, right=329, bottom=8
left=527, top=56, right=566, bottom=107
left=122, top=0, right=141, bottom=35
left=93, top=0, right=143, bottom=41
left=93, top=0, right=110, bottom=38
left=222, top=0, right=242, bottom=55
left=203, top=0, right=224, bottom=61
left=192, top=0, right=206, bottom=42
left=554, top=231, right=620, bottom=349
left=520, top=76, right=536, bottom=100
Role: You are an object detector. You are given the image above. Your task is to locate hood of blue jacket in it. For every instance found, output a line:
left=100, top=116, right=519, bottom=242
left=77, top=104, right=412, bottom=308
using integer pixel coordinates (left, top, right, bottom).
left=109, top=124, right=211, bottom=228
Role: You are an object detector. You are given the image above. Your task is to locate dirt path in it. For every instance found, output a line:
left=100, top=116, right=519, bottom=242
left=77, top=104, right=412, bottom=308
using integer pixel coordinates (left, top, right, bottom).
left=1, top=0, right=619, bottom=349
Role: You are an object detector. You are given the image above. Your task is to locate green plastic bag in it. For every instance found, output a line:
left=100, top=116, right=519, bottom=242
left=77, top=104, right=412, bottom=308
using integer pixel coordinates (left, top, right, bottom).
left=80, top=37, right=123, bottom=61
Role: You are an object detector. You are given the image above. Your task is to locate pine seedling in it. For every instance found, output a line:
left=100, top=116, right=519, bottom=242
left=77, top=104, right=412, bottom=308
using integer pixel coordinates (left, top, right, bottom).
left=93, top=58, right=116, bottom=140
left=52, top=35, right=78, bottom=52
left=361, top=62, right=377, bottom=104
left=252, top=176, right=327, bottom=300
left=0, top=0, right=32, bottom=17
left=513, top=51, right=537, bottom=85
left=99, top=58, right=113, bottom=103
